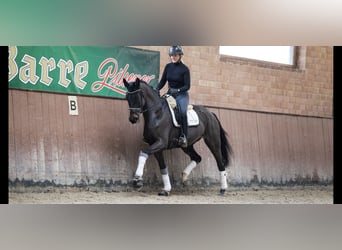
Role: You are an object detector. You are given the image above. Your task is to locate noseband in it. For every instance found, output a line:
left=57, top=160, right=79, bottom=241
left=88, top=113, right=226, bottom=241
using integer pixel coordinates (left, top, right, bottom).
left=126, top=88, right=148, bottom=113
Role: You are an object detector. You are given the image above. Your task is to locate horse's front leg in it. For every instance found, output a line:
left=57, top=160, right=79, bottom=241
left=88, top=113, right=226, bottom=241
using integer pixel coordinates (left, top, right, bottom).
left=132, top=139, right=167, bottom=190
left=132, top=151, right=148, bottom=190
left=154, top=151, right=171, bottom=196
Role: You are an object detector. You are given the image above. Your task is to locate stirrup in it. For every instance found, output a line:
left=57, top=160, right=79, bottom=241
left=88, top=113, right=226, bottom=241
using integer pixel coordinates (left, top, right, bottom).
left=178, top=135, right=187, bottom=148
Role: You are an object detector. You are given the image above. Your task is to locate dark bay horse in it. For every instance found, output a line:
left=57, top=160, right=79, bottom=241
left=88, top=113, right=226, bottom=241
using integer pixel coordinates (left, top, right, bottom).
left=123, top=78, right=233, bottom=196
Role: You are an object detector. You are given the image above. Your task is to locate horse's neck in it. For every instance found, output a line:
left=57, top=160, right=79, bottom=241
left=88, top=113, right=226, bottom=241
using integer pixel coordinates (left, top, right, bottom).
left=141, top=84, right=165, bottom=120
left=142, top=84, right=162, bottom=109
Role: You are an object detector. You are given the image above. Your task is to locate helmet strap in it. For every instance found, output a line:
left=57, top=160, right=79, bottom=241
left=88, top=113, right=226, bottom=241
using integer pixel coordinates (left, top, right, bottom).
left=171, top=55, right=182, bottom=63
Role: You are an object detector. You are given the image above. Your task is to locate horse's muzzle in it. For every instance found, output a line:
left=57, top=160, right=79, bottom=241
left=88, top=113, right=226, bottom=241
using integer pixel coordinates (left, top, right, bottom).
left=129, top=112, right=140, bottom=124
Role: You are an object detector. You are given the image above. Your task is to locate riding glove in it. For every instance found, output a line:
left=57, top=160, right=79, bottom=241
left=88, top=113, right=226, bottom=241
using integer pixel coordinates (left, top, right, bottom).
left=168, top=88, right=180, bottom=95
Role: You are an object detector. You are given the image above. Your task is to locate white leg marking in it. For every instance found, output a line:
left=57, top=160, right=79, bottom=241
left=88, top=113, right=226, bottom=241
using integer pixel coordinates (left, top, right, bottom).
left=162, top=174, right=171, bottom=192
left=182, top=160, right=197, bottom=182
left=135, top=151, right=148, bottom=177
left=220, top=170, right=228, bottom=190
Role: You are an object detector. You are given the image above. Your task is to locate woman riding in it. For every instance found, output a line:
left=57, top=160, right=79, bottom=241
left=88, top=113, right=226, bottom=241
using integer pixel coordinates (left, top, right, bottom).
left=156, top=45, right=190, bottom=147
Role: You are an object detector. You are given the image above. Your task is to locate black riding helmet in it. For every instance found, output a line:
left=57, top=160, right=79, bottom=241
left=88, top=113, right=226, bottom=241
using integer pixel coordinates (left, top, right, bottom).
left=169, top=45, right=184, bottom=56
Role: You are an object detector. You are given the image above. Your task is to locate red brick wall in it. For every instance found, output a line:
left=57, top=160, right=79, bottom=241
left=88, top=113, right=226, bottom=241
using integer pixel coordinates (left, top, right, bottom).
left=136, top=46, right=333, bottom=118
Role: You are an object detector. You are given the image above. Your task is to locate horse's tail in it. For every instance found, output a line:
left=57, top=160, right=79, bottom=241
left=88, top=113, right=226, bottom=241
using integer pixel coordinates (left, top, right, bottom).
left=212, top=112, right=233, bottom=167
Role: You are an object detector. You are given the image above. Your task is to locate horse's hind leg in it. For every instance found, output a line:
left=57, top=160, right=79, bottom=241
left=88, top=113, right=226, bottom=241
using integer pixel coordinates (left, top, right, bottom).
left=203, top=137, right=228, bottom=195
left=181, top=145, right=202, bottom=183
left=154, top=151, right=171, bottom=196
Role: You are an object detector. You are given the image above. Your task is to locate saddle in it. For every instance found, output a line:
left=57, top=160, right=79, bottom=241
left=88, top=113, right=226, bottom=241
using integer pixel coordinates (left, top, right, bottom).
left=164, top=94, right=199, bottom=127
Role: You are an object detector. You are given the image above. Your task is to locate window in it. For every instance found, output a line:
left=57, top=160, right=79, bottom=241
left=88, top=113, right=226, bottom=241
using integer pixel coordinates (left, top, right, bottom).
left=219, top=46, right=295, bottom=65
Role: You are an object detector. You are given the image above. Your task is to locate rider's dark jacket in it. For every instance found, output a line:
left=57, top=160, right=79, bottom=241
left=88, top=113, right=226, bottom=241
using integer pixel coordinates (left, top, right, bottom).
left=157, top=61, right=190, bottom=93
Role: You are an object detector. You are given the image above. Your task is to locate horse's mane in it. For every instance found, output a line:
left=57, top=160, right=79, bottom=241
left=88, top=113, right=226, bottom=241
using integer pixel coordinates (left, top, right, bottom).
left=139, top=79, right=154, bottom=90
left=139, top=79, right=162, bottom=98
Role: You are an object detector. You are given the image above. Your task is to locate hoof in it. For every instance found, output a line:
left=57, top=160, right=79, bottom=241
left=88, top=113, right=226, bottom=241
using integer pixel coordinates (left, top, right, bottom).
left=132, top=176, right=143, bottom=189
left=218, top=189, right=226, bottom=196
left=181, top=172, right=189, bottom=183
left=158, top=190, right=170, bottom=196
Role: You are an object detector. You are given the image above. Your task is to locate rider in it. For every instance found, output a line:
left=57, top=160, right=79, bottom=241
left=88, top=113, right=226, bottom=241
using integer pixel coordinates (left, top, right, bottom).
left=156, top=45, right=190, bottom=148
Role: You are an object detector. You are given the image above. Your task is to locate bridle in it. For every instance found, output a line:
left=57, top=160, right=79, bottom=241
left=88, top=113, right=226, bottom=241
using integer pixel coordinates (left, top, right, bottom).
left=126, top=88, right=148, bottom=113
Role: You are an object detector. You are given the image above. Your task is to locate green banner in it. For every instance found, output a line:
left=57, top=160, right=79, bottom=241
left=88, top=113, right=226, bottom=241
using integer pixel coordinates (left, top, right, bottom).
left=8, top=46, right=160, bottom=98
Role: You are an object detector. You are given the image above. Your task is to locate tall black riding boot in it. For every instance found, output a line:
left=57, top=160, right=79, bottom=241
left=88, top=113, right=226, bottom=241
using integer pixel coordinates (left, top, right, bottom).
left=179, top=114, right=188, bottom=147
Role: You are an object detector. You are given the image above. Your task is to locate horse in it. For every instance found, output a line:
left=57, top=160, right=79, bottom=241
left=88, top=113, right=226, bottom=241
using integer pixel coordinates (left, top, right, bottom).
left=123, top=78, right=233, bottom=196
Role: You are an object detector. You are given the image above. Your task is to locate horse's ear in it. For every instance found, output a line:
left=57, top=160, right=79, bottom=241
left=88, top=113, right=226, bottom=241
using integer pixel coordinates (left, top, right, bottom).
left=123, top=78, right=129, bottom=88
left=135, top=77, right=140, bottom=88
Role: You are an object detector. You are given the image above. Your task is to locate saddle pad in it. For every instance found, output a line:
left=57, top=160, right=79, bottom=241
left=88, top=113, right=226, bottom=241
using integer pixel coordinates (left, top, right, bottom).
left=166, top=98, right=200, bottom=127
